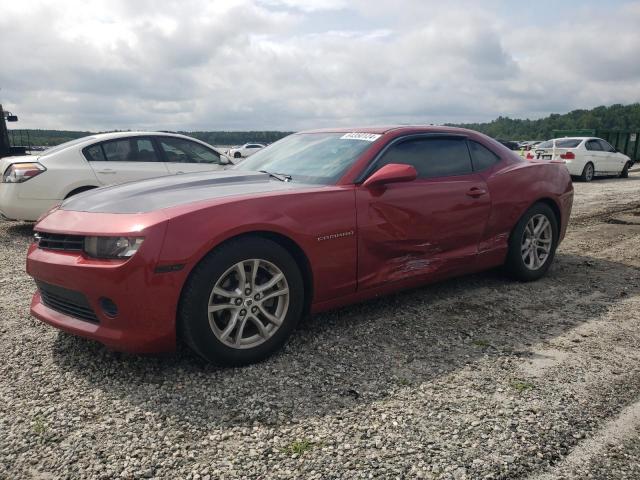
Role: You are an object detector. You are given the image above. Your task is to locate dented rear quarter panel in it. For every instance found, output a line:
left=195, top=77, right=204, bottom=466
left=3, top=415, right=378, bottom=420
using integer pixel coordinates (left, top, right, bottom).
left=479, top=160, right=573, bottom=253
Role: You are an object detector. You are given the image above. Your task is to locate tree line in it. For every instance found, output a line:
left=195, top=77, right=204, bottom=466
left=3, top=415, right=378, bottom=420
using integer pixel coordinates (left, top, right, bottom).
left=7, top=129, right=293, bottom=147
left=8, top=103, right=640, bottom=147
left=450, top=103, right=640, bottom=140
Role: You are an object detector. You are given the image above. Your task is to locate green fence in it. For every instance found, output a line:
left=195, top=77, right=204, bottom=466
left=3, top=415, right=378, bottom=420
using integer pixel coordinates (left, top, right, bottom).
left=597, top=131, right=640, bottom=163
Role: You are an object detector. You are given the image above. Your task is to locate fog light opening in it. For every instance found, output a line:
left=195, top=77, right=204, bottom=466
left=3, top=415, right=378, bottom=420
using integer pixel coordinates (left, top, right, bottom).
left=99, top=297, right=119, bottom=318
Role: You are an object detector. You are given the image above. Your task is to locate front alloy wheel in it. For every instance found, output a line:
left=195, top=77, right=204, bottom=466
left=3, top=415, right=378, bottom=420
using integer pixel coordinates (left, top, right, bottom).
left=179, top=237, right=304, bottom=365
left=208, top=259, right=289, bottom=349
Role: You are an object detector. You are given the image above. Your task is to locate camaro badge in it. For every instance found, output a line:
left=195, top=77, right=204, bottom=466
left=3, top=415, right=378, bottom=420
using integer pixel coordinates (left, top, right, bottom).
left=317, top=230, right=354, bottom=242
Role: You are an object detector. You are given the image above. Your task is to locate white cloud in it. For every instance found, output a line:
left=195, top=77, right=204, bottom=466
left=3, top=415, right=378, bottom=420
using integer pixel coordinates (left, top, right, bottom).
left=1, top=0, right=639, bottom=130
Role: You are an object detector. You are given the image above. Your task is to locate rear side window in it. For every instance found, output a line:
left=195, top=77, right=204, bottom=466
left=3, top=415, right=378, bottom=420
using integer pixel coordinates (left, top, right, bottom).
left=100, top=138, right=160, bottom=162
left=102, top=140, right=131, bottom=161
left=468, top=141, right=500, bottom=171
left=555, top=139, right=582, bottom=148
left=377, top=138, right=473, bottom=178
left=585, top=140, right=602, bottom=151
left=84, top=144, right=105, bottom=161
left=159, top=137, right=220, bottom=164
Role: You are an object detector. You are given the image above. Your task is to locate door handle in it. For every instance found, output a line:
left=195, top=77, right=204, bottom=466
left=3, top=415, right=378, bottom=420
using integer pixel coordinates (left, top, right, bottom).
left=466, top=187, right=487, bottom=198
left=96, top=169, right=116, bottom=174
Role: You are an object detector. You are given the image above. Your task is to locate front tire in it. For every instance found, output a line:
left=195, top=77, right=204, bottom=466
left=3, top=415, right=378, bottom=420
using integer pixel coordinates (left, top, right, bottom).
left=234, top=152, right=242, bottom=159
left=620, top=162, right=630, bottom=178
left=579, top=162, right=595, bottom=182
left=179, top=237, right=304, bottom=366
left=505, top=203, right=558, bottom=282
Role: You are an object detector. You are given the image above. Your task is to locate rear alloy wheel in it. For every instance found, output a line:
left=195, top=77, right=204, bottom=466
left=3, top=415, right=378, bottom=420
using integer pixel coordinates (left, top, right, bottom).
left=505, top=203, right=558, bottom=281
left=579, top=162, right=595, bottom=182
left=620, top=162, right=631, bottom=179
left=179, top=237, right=304, bottom=365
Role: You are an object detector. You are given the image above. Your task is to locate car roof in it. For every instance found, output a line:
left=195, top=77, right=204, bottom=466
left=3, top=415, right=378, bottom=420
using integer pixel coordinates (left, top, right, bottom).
left=298, top=125, right=472, bottom=135
left=90, top=131, right=191, bottom=141
left=548, top=137, right=593, bottom=141
left=40, top=131, right=219, bottom=156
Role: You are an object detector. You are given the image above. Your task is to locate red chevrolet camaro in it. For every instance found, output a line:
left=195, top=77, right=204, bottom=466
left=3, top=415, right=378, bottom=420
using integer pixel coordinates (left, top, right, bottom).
left=26, top=126, right=573, bottom=365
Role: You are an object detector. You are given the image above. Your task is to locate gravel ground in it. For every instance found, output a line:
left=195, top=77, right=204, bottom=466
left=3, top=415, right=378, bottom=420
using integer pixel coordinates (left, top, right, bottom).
left=1, top=172, right=639, bottom=479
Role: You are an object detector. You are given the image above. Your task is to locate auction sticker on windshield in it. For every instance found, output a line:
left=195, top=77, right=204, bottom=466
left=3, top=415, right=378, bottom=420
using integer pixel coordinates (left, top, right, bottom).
left=340, top=133, right=381, bottom=142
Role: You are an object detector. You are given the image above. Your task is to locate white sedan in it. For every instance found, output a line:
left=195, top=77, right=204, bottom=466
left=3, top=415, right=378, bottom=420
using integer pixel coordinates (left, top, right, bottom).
left=533, top=137, right=632, bottom=182
left=0, top=131, right=232, bottom=221
left=227, top=143, right=265, bottom=159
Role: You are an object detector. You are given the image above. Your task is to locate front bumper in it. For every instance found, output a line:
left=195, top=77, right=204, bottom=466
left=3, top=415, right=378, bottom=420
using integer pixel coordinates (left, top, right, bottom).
left=26, top=211, right=182, bottom=353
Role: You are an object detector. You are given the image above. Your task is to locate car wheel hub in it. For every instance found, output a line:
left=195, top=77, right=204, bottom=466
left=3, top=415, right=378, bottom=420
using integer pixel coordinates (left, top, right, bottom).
left=521, top=214, right=552, bottom=271
left=207, top=259, right=289, bottom=349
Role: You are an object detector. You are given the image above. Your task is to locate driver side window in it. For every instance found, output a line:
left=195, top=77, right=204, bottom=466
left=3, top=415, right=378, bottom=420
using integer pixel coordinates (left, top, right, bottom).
left=598, top=140, right=615, bottom=152
left=158, top=137, right=220, bottom=164
left=376, top=138, right=473, bottom=178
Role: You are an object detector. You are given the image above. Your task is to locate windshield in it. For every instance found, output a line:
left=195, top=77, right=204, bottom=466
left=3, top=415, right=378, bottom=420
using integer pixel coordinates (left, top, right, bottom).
left=233, top=132, right=378, bottom=184
left=41, top=136, right=95, bottom=156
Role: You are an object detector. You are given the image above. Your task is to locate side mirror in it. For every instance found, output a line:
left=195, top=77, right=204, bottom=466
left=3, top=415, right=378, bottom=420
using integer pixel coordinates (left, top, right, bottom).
left=219, top=154, right=232, bottom=165
left=362, top=163, right=417, bottom=188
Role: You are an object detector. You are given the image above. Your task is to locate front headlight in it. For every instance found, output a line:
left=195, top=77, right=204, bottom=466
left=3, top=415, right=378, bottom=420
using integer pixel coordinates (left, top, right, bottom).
left=84, top=236, right=144, bottom=259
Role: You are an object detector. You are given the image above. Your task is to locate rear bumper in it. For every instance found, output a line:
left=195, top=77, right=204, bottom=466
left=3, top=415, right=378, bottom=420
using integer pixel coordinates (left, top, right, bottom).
left=0, top=184, right=56, bottom=221
left=563, top=159, right=587, bottom=176
left=26, top=230, right=179, bottom=353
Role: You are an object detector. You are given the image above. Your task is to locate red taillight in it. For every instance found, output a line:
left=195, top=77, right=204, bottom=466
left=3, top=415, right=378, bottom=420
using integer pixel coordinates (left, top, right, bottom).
left=2, top=162, right=46, bottom=183
left=560, top=151, right=575, bottom=160
left=526, top=152, right=534, bottom=160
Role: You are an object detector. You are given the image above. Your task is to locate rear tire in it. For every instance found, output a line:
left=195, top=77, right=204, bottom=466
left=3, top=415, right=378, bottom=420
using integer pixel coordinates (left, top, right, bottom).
left=620, top=162, right=630, bottom=178
left=505, top=203, right=558, bottom=282
left=178, top=237, right=304, bottom=366
left=579, top=162, right=595, bottom=182
left=64, top=186, right=96, bottom=199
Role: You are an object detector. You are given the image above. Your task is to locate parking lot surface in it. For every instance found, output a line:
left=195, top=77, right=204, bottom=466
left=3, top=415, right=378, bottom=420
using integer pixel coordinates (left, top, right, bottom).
left=1, top=173, right=639, bottom=479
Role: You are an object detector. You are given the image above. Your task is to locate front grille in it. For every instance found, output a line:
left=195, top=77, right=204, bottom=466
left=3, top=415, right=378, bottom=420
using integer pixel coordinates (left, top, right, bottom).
left=36, top=232, right=85, bottom=252
left=37, top=281, right=99, bottom=323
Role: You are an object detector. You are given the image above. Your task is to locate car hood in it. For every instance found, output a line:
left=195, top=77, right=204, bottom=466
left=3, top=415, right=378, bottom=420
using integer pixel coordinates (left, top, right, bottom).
left=60, top=170, right=316, bottom=214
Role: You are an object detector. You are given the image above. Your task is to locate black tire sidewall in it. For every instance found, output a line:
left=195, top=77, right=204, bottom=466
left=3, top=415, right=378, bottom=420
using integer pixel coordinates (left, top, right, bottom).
left=621, top=162, right=630, bottom=178
left=179, top=237, right=304, bottom=366
left=506, top=203, right=559, bottom=282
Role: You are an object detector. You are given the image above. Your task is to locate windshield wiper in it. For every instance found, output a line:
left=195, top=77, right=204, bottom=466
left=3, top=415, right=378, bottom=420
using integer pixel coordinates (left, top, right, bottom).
left=259, top=170, right=292, bottom=182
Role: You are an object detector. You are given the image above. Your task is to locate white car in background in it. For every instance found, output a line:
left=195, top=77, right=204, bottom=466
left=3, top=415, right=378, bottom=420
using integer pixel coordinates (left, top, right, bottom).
left=0, top=131, right=232, bottom=221
left=534, top=137, right=632, bottom=182
left=227, top=143, right=265, bottom=159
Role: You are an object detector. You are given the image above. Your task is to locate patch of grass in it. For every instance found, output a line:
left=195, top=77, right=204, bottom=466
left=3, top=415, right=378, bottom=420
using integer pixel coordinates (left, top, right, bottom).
left=32, top=416, right=47, bottom=435
left=282, top=439, right=315, bottom=456
left=398, top=377, right=411, bottom=386
left=472, top=339, right=491, bottom=347
left=510, top=380, right=535, bottom=393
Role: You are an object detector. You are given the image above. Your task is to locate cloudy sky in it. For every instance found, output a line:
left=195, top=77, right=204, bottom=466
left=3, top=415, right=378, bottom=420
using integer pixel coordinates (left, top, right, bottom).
left=1, top=0, right=639, bottom=131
